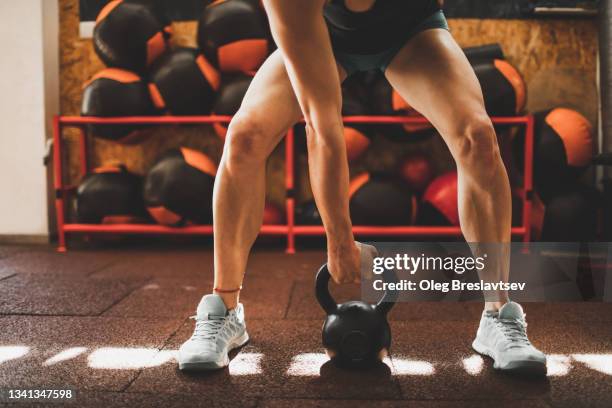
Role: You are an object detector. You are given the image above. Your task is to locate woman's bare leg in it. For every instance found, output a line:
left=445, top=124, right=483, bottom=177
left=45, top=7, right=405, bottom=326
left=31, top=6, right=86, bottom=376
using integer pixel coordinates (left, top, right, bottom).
left=213, top=50, right=353, bottom=307
left=213, top=50, right=303, bottom=308
left=385, top=29, right=511, bottom=309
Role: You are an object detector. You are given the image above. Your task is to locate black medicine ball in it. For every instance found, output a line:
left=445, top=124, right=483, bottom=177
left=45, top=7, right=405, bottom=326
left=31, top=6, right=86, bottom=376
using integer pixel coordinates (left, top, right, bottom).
left=144, top=148, right=217, bottom=226
left=514, top=108, right=594, bottom=203
left=212, top=74, right=253, bottom=140
left=81, top=68, right=155, bottom=143
left=366, top=71, right=395, bottom=116
left=349, top=173, right=417, bottom=226
left=341, top=88, right=373, bottom=161
left=296, top=201, right=323, bottom=226
left=149, top=47, right=220, bottom=115
left=541, top=184, right=600, bottom=242
left=197, top=0, right=271, bottom=74
left=473, top=59, right=526, bottom=116
left=93, top=0, right=171, bottom=73
left=463, top=43, right=504, bottom=65
left=76, top=166, right=146, bottom=224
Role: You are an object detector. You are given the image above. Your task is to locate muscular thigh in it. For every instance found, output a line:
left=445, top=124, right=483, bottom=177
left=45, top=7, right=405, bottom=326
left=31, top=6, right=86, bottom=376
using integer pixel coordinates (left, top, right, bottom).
left=384, top=29, right=490, bottom=154
left=228, top=49, right=303, bottom=154
left=229, top=49, right=347, bottom=156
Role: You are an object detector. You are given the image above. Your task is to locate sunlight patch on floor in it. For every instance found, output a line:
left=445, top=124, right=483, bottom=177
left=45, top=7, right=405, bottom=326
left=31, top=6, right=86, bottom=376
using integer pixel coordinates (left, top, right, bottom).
left=392, top=358, right=435, bottom=376
left=572, top=354, right=612, bottom=375
left=87, top=347, right=175, bottom=369
left=546, top=354, right=572, bottom=377
left=229, top=352, right=263, bottom=375
left=2, top=344, right=612, bottom=377
left=286, top=353, right=329, bottom=376
left=44, top=347, right=88, bottom=366
left=462, top=354, right=484, bottom=375
left=0, top=346, right=30, bottom=365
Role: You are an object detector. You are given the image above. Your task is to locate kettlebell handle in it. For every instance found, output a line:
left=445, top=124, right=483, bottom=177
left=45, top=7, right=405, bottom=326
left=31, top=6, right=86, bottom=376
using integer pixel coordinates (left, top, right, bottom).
left=315, top=264, right=337, bottom=314
left=315, top=263, right=398, bottom=316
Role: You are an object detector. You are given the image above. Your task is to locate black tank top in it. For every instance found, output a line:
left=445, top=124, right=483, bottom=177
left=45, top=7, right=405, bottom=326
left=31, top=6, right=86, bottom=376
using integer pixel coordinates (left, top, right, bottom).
left=324, top=0, right=440, bottom=54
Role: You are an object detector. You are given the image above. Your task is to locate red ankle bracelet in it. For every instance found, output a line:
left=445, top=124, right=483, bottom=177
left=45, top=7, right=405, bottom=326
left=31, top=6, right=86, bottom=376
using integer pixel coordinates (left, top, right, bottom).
left=213, top=286, right=242, bottom=293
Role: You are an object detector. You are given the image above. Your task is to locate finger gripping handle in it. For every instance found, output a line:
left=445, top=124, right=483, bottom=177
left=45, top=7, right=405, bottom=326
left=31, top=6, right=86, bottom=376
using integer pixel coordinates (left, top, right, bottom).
left=315, top=264, right=337, bottom=314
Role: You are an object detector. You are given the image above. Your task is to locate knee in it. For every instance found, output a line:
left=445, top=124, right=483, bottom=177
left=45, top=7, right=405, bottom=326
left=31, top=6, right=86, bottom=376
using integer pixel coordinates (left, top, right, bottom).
left=223, top=112, right=269, bottom=171
left=453, top=116, right=500, bottom=171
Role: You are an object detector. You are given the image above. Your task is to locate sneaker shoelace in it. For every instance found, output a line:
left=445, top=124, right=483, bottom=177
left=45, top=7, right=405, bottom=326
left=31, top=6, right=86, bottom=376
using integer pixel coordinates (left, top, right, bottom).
left=190, top=314, right=226, bottom=341
left=495, top=316, right=531, bottom=349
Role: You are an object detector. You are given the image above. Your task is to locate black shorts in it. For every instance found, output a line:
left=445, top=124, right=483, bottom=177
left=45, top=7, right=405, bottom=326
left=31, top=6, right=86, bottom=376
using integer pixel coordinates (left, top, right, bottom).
left=331, top=10, right=449, bottom=76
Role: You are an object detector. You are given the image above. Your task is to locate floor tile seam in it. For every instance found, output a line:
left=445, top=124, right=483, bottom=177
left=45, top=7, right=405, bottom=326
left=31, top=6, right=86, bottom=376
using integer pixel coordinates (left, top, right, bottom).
left=120, top=316, right=189, bottom=393
left=98, top=277, right=155, bottom=317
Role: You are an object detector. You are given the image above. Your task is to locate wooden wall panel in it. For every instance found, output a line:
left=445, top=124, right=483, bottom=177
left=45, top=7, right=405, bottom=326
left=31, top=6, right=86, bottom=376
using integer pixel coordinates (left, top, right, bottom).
left=448, top=19, right=599, bottom=123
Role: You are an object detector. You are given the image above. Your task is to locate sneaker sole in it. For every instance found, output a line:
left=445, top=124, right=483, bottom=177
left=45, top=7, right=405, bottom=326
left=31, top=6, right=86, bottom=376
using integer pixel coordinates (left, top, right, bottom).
left=178, top=331, right=250, bottom=371
left=472, top=338, right=547, bottom=376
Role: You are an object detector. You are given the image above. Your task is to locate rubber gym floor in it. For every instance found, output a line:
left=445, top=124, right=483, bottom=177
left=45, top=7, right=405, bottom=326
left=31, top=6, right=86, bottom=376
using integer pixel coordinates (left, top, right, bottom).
left=0, top=243, right=611, bottom=408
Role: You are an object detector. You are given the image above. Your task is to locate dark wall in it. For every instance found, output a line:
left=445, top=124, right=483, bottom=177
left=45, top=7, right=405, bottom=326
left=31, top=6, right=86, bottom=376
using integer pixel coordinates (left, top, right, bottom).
left=80, top=0, right=600, bottom=21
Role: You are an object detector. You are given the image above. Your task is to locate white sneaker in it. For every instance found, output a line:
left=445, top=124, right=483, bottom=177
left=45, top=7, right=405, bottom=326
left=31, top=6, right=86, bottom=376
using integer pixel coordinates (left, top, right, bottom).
left=178, top=294, right=249, bottom=371
left=472, top=301, right=547, bottom=375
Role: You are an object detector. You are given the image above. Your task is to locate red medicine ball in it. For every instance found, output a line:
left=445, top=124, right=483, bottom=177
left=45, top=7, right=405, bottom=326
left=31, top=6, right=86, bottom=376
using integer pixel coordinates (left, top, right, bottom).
left=263, top=202, right=285, bottom=225
left=418, top=171, right=459, bottom=226
left=93, top=0, right=171, bottom=73
left=399, top=153, right=435, bottom=192
left=198, top=0, right=271, bottom=74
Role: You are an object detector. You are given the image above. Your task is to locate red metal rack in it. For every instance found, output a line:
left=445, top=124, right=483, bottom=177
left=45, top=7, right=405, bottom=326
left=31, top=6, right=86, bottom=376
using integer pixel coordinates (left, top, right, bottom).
left=53, top=114, right=534, bottom=253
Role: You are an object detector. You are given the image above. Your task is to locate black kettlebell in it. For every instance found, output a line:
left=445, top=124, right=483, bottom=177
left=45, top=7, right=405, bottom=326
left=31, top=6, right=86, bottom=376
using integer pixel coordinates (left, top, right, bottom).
left=315, top=264, right=397, bottom=368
